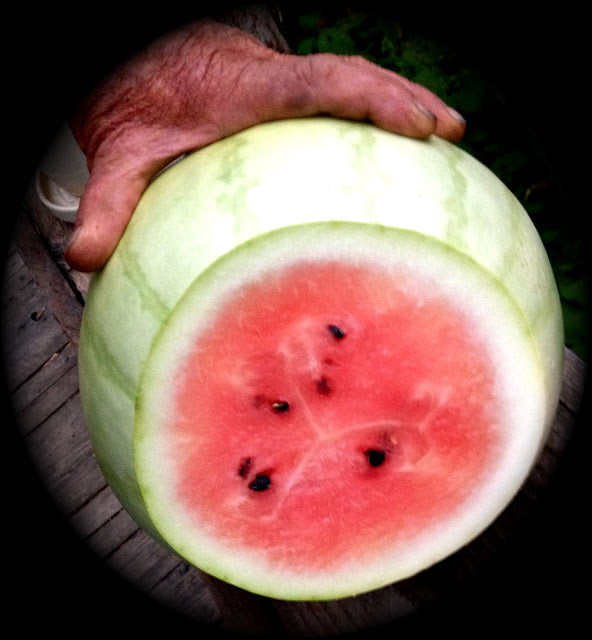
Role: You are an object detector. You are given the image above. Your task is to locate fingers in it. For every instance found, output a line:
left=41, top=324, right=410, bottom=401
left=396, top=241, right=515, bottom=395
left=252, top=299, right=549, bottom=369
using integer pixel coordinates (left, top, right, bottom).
left=403, top=78, right=466, bottom=141
left=64, top=165, right=150, bottom=272
left=279, top=53, right=465, bottom=142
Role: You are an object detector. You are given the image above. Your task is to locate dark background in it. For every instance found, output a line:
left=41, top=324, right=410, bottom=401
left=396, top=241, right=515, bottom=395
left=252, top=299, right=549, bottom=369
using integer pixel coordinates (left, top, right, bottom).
left=4, top=2, right=589, bottom=637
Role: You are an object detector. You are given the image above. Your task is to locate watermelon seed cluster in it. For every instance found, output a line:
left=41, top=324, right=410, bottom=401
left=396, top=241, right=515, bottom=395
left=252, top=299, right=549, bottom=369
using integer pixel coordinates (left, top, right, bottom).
left=314, top=325, right=345, bottom=396
left=239, top=322, right=387, bottom=492
left=238, top=457, right=272, bottom=491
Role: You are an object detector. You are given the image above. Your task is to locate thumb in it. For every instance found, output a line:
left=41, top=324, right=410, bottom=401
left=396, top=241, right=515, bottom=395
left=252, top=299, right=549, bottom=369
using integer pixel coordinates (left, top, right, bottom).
left=65, top=165, right=150, bottom=272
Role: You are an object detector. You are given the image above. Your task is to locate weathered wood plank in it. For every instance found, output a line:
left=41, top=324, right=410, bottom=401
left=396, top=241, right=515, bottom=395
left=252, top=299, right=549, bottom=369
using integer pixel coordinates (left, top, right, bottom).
left=148, top=563, right=222, bottom=627
left=10, top=342, right=77, bottom=416
left=1, top=252, right=68, bottom=390
left=21, top=185, right=91, bottom=304
left=560, top=346, right=587, bottom=413
left=199, top=574, right=285, bottom=636
left=23, top=392, right=105, bottom=516
left=103, top=528, right=181, bottom=591
left=69, top=484, right=122, bottom=540
left=84, top=505, right=143, bottom=559
left=5, top=319, right=67, bottom=391
left=12, top=205, right=85, bottom=343
left=16, top=356, right=79, bottom=435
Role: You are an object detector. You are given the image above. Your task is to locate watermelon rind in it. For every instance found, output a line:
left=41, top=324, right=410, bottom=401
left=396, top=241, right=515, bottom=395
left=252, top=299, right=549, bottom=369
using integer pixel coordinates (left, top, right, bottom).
left=78, top=117, right=564, bottom=590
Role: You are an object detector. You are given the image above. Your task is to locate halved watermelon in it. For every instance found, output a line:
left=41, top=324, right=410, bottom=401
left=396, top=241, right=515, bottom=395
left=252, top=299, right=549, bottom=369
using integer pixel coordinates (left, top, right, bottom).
left=78, top=117, right=563, bottom=600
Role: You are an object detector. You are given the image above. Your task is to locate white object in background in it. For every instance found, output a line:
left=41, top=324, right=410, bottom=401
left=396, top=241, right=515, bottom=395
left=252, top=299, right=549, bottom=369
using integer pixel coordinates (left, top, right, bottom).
left=35, top=123, right=89, bottom=223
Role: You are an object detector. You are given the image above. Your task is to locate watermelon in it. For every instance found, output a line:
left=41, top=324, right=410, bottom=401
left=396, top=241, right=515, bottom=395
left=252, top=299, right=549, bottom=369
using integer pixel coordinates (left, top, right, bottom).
left=78, top=117, right=563, bottom=600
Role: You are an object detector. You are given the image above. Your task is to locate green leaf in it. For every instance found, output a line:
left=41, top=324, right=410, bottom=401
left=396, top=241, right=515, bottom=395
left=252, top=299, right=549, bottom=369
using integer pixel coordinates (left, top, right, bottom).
left=317, top=27, right=357, bottom=55
left=561, top=301, right=589, bottom=359
left=297, top=37, right=319, bottom=56
left=558, top=276, right=589, bottom=307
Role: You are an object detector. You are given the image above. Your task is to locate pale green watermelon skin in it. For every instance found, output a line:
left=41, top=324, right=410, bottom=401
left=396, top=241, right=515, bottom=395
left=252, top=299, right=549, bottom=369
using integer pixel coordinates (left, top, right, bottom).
left=78, top=117, right=563, bottom=540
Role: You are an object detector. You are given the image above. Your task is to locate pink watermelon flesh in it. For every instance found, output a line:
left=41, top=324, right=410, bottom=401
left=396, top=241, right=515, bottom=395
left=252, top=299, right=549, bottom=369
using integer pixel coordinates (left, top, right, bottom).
left=171, top=260, right=501, bottom=573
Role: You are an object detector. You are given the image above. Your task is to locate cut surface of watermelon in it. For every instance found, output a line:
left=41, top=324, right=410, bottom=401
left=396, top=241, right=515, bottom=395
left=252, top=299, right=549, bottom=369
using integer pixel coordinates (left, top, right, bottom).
left=135, top=222, right=547, bottom=600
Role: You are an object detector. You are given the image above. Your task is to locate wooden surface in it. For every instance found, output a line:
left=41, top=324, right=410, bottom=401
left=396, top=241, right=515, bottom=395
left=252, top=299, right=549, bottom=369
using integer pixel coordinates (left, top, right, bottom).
left=3, top=187, right=587, bottom=636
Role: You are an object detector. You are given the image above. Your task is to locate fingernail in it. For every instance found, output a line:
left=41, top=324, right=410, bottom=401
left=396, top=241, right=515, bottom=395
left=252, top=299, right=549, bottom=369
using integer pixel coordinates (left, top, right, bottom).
left=414, top=101, right=436, bottom=121
left=447, top=106, right=466, bottom=125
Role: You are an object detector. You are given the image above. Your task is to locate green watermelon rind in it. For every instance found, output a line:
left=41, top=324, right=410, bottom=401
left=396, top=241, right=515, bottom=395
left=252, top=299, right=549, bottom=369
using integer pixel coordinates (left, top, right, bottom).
left=78, top=117, right=563, bottom=566
left=133, top=221, right=548, bottom=601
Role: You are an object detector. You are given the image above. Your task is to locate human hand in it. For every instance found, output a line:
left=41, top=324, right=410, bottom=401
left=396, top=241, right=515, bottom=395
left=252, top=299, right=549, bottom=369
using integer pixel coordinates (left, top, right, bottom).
left=65, top=19, right=466, bottom=272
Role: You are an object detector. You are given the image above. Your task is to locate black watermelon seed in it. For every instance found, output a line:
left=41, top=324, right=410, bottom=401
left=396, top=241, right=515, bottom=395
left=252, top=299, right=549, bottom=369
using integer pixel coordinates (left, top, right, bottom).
left=238, top=457, right=252, bottom=477
left=272, top=401, right=290, bottom=412
left=316, top=377, right=331, bottom=395
left=364, top=449, right=386, bottom=467
left=327, top=324, right=346, bottom=339
left=249, top=474, right=271, bottom=491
